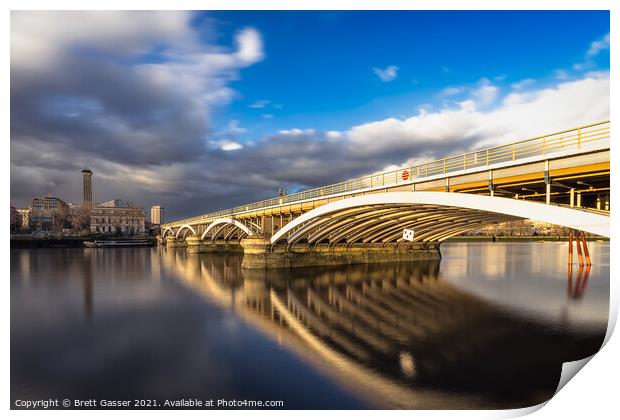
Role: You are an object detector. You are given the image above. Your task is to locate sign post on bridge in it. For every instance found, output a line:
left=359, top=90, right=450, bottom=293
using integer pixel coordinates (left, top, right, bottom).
left=403, top=229, right=415, bottom=242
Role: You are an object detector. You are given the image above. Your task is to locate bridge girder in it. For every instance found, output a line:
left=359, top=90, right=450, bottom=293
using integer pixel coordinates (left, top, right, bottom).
left=175, top=224, right=197, bottom=239
left=200, top=217, right=254, bottom=241
left=271, top=192, right=610, bottom=246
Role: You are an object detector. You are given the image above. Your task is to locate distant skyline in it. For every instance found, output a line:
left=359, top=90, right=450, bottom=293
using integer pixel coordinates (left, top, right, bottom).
left=10, top=11, right=610, bottom=219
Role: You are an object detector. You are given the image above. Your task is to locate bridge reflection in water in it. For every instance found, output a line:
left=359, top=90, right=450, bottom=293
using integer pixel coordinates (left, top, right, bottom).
left=160, top=249, right=604, bottom=409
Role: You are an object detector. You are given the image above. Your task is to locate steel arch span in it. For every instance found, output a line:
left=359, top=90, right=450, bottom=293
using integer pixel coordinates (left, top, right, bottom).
left=175, top=224, right=196, bottom=239
left=162, top=227, right=175, bottom=237
left=270, top=192, right=610, bottom=246
left=200, top=218, right=254, bottom=240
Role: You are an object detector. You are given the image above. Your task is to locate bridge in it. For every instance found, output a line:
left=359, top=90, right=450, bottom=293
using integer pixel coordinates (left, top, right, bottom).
left=161, top=121, right=610, bottom=268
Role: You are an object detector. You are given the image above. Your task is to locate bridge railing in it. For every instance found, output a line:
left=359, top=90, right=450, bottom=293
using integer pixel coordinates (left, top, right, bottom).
left=167, top=120, right=610, bottom=227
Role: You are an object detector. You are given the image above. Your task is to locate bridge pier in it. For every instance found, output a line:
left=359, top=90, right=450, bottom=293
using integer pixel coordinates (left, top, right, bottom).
left=186, top=235, right=203, bottom=254
left=165, top=237, right=187, bottom=248
left=186, top=236, right=244, bottom=254
left=240, top=238, right=441, bottom=269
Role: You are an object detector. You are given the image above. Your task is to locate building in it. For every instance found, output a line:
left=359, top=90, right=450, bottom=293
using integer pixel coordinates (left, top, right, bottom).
left=90, top=199, right=145, bottom=236
left=10, top=206, right=20, bottom=232
left=17, top=208, right=30, bottom=231
left=98, top=199, right=134, bottom=208
left=82, top=169, right=93, bottom=211
left=29, top=197, right=69, bottom=231
left=150, top=205, right=164, bottom=225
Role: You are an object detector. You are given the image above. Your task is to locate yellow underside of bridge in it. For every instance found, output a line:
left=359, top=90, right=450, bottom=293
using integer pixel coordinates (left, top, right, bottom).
left=229, top=158, right=609, bottom=220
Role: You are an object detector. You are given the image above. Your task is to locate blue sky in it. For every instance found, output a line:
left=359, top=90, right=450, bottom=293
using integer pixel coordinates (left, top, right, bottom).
left=205, top=11, right=609, bottom=140
left=10, top=11, right=610, bottom=218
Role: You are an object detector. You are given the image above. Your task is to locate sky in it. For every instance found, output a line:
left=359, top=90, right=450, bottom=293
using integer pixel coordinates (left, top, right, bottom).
left=10, top=11, right=610, bottom=220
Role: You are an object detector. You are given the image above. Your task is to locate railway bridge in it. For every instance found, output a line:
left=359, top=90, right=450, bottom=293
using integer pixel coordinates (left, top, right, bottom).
left=160, top=121, right=610, bottom=268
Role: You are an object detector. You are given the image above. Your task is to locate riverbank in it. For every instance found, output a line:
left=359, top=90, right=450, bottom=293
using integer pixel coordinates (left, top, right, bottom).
left=446, top=235, right=609, bottom=242
left=10, top=237, right=157, bottom=248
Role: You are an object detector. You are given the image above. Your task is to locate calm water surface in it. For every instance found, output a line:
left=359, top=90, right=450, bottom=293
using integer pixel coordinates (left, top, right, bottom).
left=11, top=242, right=609, bottom=409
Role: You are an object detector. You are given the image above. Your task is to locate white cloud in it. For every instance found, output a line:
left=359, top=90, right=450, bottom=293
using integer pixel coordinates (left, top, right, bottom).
left=234, top=28, right=264, bottom=64
left=215, top=139, right=243, bottom=151
left=586, top=33, right=610, bottom=58
left=584, top=70, right=610, bottom=79
left=262, top=114, right=273, bottom=119
left=572, top=61, right=593, bottom=71
left=279, top=128, right=315, bottom=136
left=250, top=99, right=270, bottom=108
left=326, top=131, right=343, bottom=139
left=10, top=11, right=192, bottom=73
left=343, top=73, right=608, bottom=157
left=203, top=87, right=237, bottom=105
left=502, top=92, right=532, bottom=106
left=373, top=65, right=399, bottom=82
left=571, top=33, right=610, bottom=73
left=510, top=79, right=535, bottom=90
left=438, top=78, right=499, bottom=110
left=417, top=105, right=432, bottom=115
left=279, top=128, right=300, bottom=135
left=471, top=78, right=499, bottom=108
left=227, top=120, right=246, bottom=134
left=458, top=100, right=477, bottom=112
left=346, top=109, right=482, bottom=155
left=440, top=86, right=464, bottom=97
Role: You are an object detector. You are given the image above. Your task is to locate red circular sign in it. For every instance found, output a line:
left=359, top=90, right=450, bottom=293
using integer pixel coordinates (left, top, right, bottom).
left=401, top=170, right=409, bottom=181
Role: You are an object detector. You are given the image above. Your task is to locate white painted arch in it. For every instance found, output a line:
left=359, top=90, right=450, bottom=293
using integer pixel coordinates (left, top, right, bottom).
left=200, top=217, right=253, bottom=240
left=271, top=192, right=610, bottom=244
left=162, top=227, right=175, bottom=237
left=175, top=224, right=197, bottom=239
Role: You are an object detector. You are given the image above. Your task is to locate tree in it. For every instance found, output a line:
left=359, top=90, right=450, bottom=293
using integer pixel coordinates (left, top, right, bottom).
left=72, top=208, right=91, bottom=234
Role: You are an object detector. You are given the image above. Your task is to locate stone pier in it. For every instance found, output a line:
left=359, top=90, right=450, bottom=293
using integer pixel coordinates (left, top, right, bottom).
left=185, top=235, right=244, bottom=254
left=186, top=235, right=202, bottom=253
left=165, top=237, right=187, bottom=248
left=240, top=238, right=441, bottom=269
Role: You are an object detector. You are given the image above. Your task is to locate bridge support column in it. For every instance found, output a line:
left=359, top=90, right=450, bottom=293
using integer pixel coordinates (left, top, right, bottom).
left=156, top=235, right=167, bottom=246
left=240, top=238, right=284, bottom=268
left=261, top=216, right=274, bottom=237
left=605, top=194, right=610, bottom=211
left=545, top=162, right=551, bottom=205
left=202, top=240, right=244, bottom=253
left=568, top=229, right=592, bottom=267
left=166, top=237, right=187, bottom=248
left=184, top=237, right=244, bottom=253
left=186, top=235, right=204, bottom=254
left=240, top=239, right=441, bottom=269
